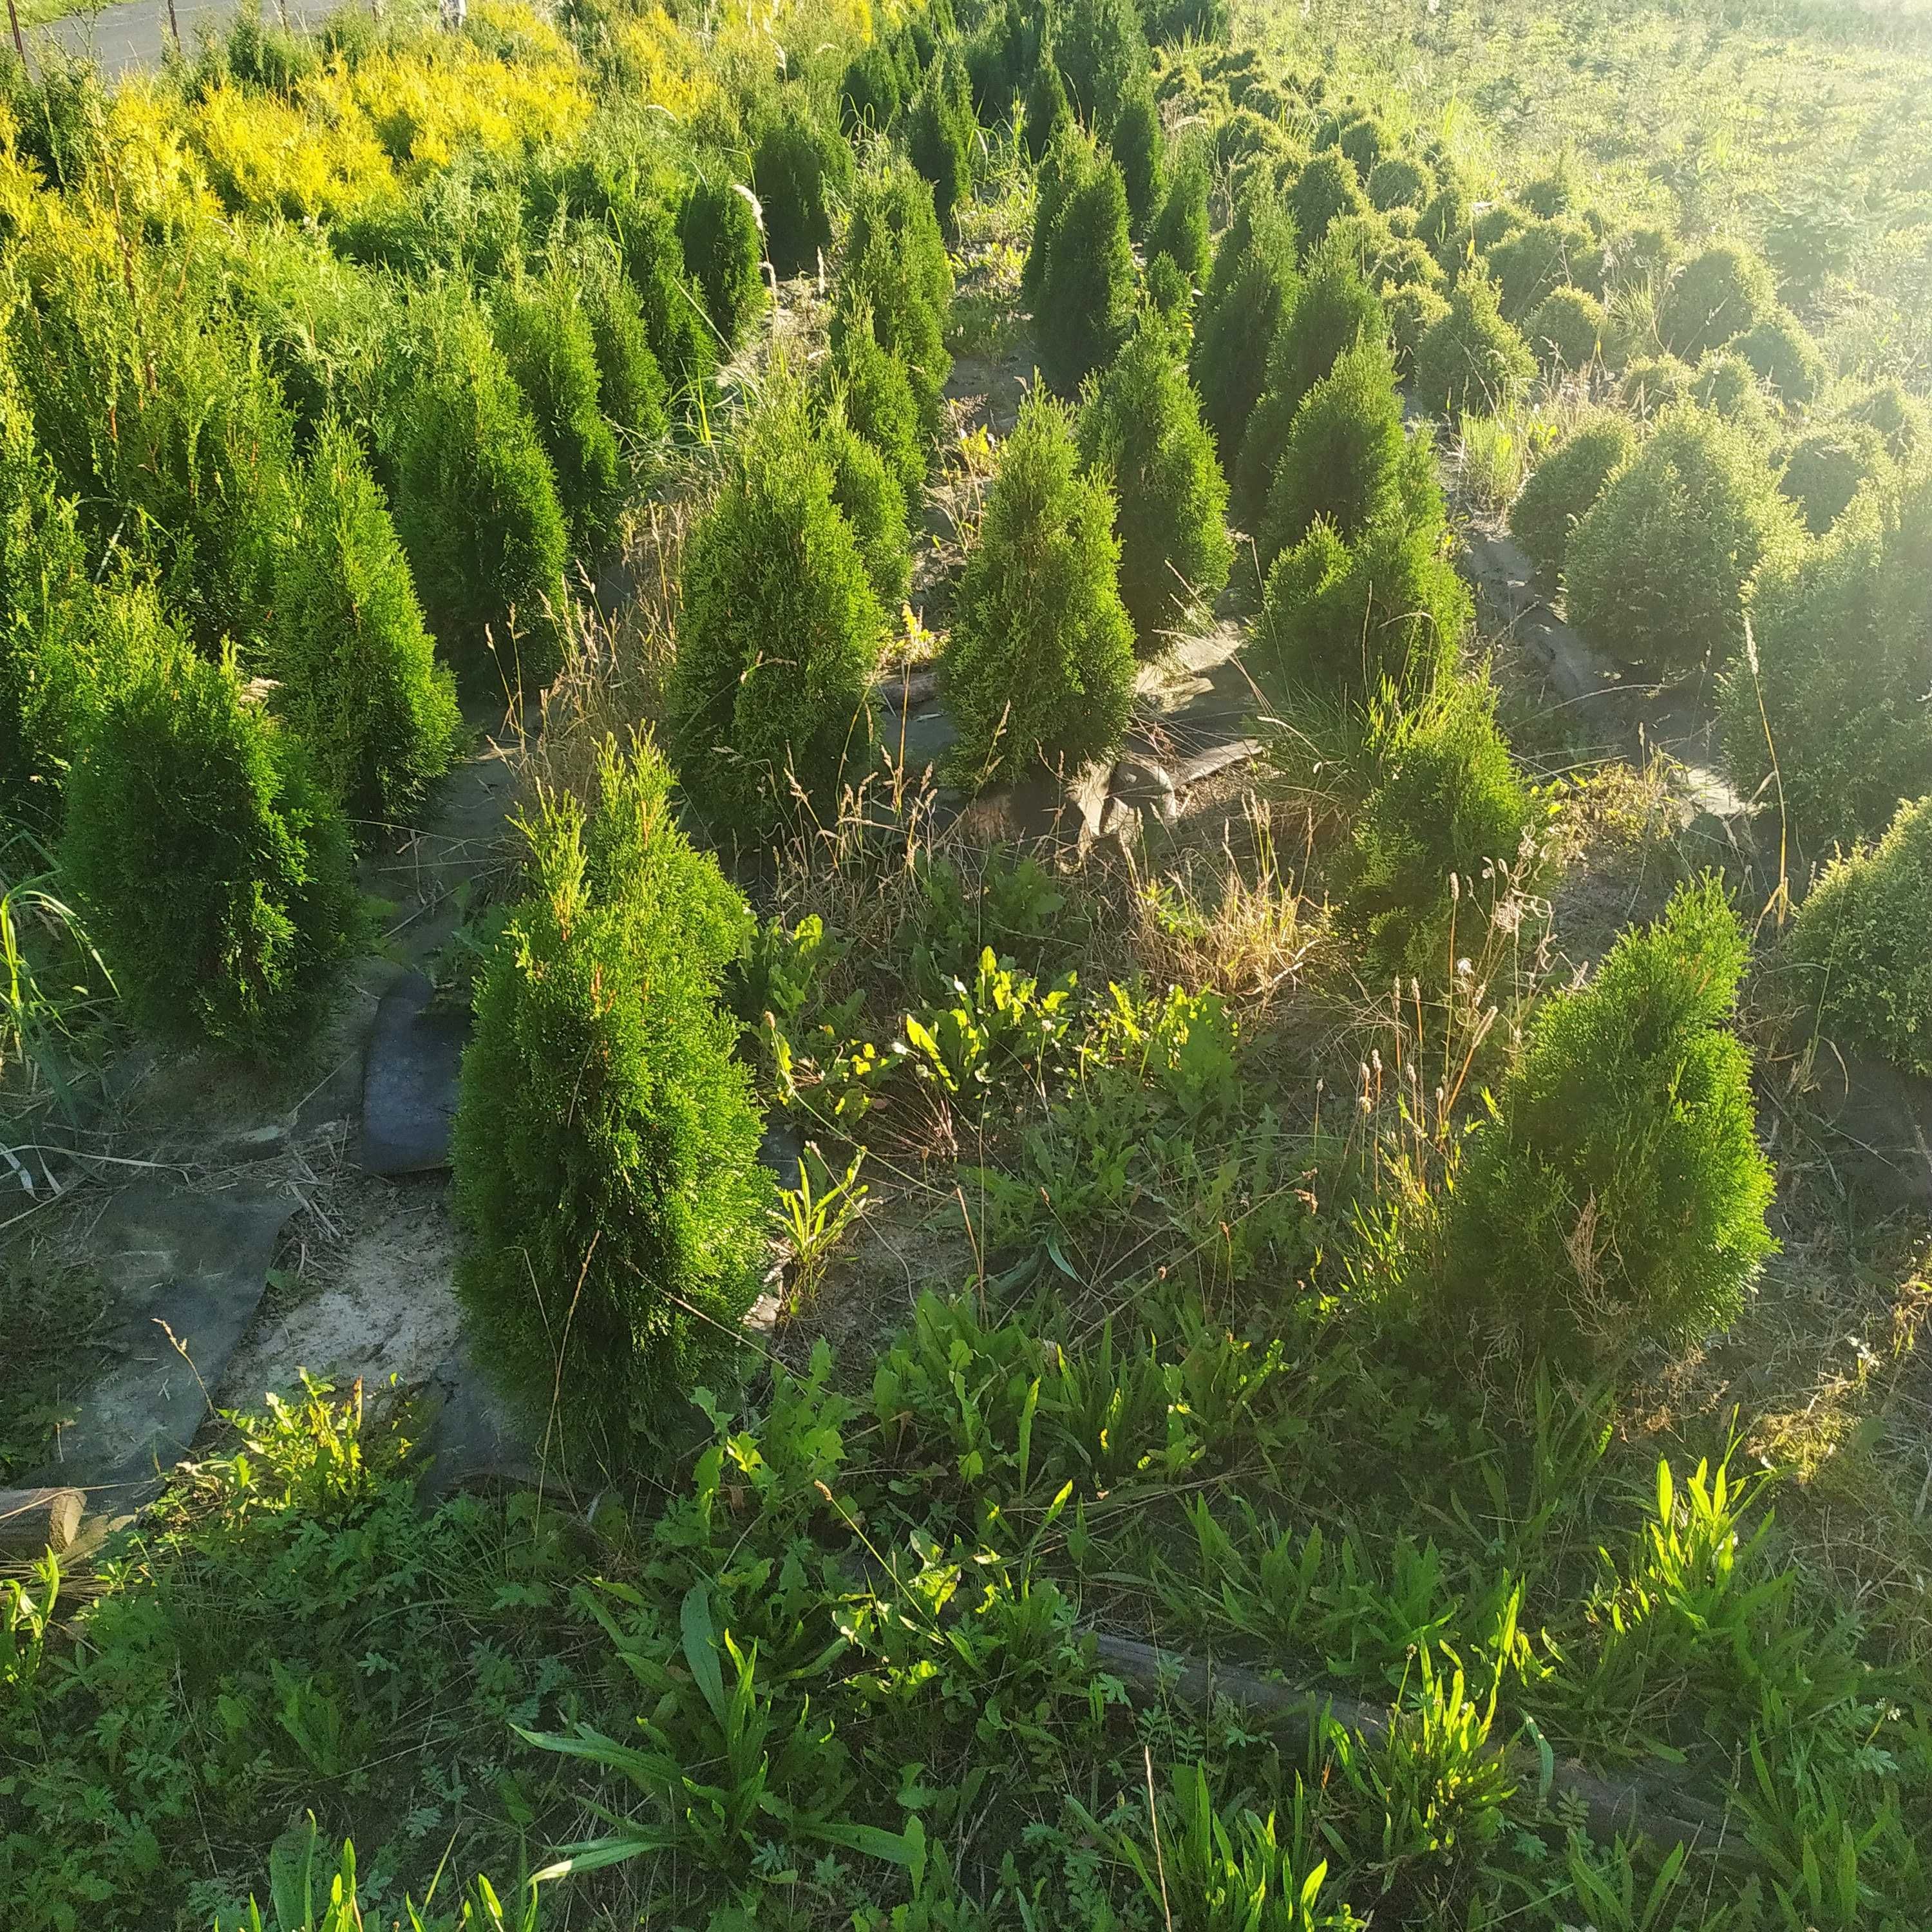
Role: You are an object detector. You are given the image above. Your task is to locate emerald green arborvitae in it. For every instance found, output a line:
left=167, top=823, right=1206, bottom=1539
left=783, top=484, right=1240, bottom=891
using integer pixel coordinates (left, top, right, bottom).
left=268, top=417, right=462, bottom=831
left=827, top=298, right=925, bottom=498
left=835, top=162, right=954, bottom=437
left=576, top=240, right=670, bottom=443
left=1077, top=316, right=1232, bottom=650
left=61, top=622, right=360, bottom=1052
left=1444, top=876, right=1776, bottom=1367
left=945, top=390, right=1137, bottom=787
left=388, top=296, right=572, bottom=690
left=753, top=95, right=855, bottom=278
left=668, top=392, right=883, bottom=839
left=452, top=732, right=772, bottom=1479
left=1025, top=131, right=1135, bottom=397
left=678, top=174, right=766, bottom=352
left=495, top=270, right=622, bottom=554
left=1508, top=412, right=1636, bottom=571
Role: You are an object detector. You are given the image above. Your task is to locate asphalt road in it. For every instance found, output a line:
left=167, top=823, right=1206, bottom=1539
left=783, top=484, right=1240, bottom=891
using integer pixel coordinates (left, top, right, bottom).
left=39, top=0, right=354, bottom=78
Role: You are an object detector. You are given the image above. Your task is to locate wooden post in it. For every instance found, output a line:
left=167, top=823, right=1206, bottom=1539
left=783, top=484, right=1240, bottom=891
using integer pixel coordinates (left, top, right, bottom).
left=0, top=1486, right=85, bottom=1557
left=6, top=0, right=26, bottom=66
left=166, top=0, right=180, bottom=50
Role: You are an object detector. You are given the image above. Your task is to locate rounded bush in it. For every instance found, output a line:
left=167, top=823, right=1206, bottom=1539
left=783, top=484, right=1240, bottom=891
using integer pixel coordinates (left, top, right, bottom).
left=62, top=631, right=359, bottom=1052
left=753, top=97, right=854, bottom=278
left=1257, top=511, right=1468, bottom=701
left=1788, top=794, right=1932, bottom=1078
left=1413, top=276, right=1535, bottom=418
left=453, top=734, right=771, bottom=1475
left=837, top=161, right=954, bottom=435
left=840, top=42, right=903, bottom=135
left=1416, top=175, right=1473, bottom=267
left=1232, top=243, right=1382, bottom=522
left=1848, top=379, right=1929, bottom=464
left=1262, top=339, right=1435, bottom=568
left=1618, top=354, right=1695, bottom=419
left=907, top=59, right=975, bottom=240
left=1735, top=307, right=1826, bottom=408
left=576, top=244, right=670, bottom=444
left=389, top=299, right=571, bottom=688
left=1366, top=153, right=1432, bottom=213
left=1656, top=241, right=1775, bottom=363
left=668, top=394, right=883, bottom=838
left=679, top=175, right=766, bottom=353
left=820, top=404, right=911, bottom=607
left=1146, top=138, right=1209, bottom=286
left=1077, top=316, right=1233, bottom=650
left=1286, top=148, right=1367, bottom=255
left=1341, top=675, right=1536, bottom=974
left=827, top=299, right=924, bottom=497
left=1565, top=406, right=1801, bottom=672
left=1718, top=477, right=1932, bottom=850
left=1526, top=285, right=1605, bottom=373
left=1443, top=876, right=1775, bottom=1367
left=1508, top=412, right=1637, bottom=572
left=1108, top=77, right=1164, bottom=235
left=495, top=271, right=621, bottom=554
left=1519, top=155, right=1582, bottom=218
left=269, top=419, right=461, bottom=829
left=1027, top=133, right=1135, bottom=397
left=1692, top=350, right=1776, bottom=444
left=1778, top=421, right=1893, bottom=535
left=1486, top=214, right=1598, bottom=319
left=1190, top=186, right=1299, bottom=466
left=945, top=390, right=1137, bottom=788
left=1327, top=110, right=1388, bottom=180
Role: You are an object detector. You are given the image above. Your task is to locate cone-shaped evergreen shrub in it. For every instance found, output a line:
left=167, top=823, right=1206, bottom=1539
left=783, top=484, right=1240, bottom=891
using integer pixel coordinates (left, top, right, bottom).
left=1788, top=794, right=1932, bottom=1078
left=1526, top=285, right=1604, bottom=372
left=1718, top=477, right=1932, bottom=850
left=1191, top=186, right=1299, bottom=466
left=753, top=95, right=854, bottom=278
left=1565, top=406, right=1803, bottom=672
left=0, top=373, right=93, bottom=829
left=678, top=175, right=766, bottom=353
left=388, top=300, right=571, bottom=688
left=495, top=272, right=621, bottom=554
left=1146, top=138, right=1209, bottom=286
left=1108, top=77, right=1163, bottom=234
left=1260, top=339, right=1437, bottom=568
left=1053, top=0, right=1148, bottom=132
left=837, top=162, right=953, bottom=435
left=1386, top=281, right=1451, bottom=381
left=1736, top=307, right=1826, bottom=408
left=840, top=41, right=903, bottom=135
left=1340, top=674, right=1537, bottom=974
left=945, top=390, right=1137, bottom=787
left=1443, top=876, right=1775, bottom=1367
left=269, top=419, right=461, bottom=829
left=1257, top=511, right=1468, bottom=700
left=1022, top=49, right=1073, bottom=164
left=452, top=732, right=770, bottom=1474
left=62, top=630, right=359, bottom=1052
left=1508, top=412, right=1636, bottom=572
left=907, top=57, right=976, bottom=240
left=576, top=243, right=670, bottom=444
left=1413, top=276, right=1535, bottom=417
left=1077, top=316, right=1232, bottom=650
left=1656, top=240, right=1775, bottom=363
left=1027, top=132, right=1135, bottom=396
left=1286, top=149, right=1368, bottom=254
left=1233, top=244, right=1383, bottom=524
left=668, top=392, right=882, bottom=838
left=1778, top=422, right=1893, bottom=535
left=610, top=185, right=716, bottom=402
left=828, top=298, right=924, bottom=497
left=820, top=405, right=911, bottom=607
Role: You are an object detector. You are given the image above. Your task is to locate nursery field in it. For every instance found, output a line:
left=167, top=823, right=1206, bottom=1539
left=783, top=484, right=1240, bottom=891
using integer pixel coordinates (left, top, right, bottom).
left=2, top=0, right=1931, bottom=1927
